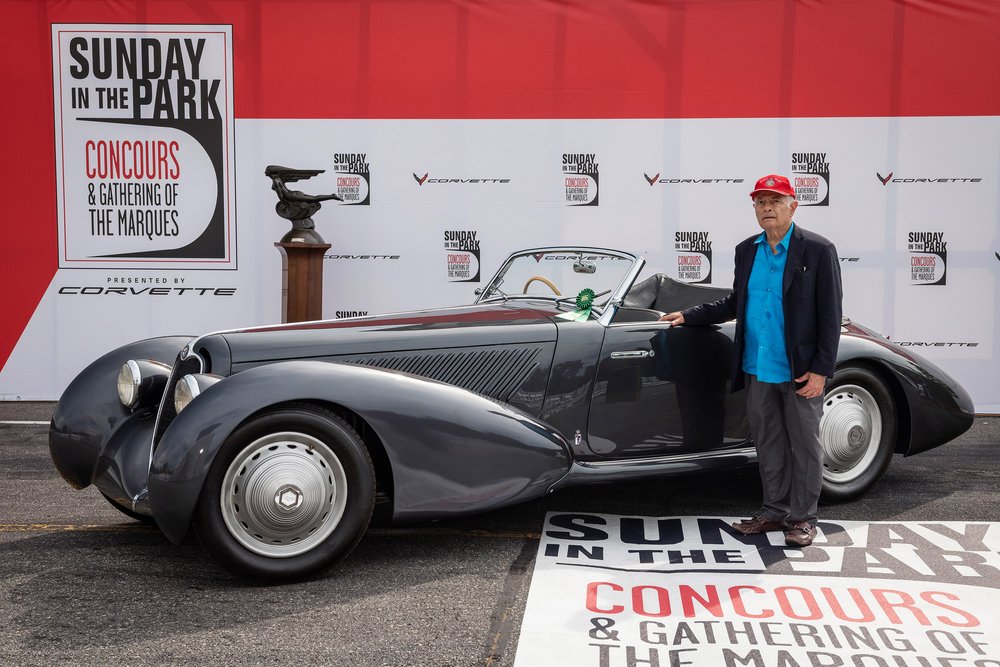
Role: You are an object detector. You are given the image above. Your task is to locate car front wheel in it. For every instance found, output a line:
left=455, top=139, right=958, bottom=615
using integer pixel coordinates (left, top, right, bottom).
left=819, top=366, right=897, bottom=502
left=194, top=405, right=375, bottom=581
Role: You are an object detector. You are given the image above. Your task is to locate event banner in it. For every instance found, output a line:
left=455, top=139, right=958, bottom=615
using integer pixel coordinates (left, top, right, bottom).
left=515, top=513, right=1000, bottom=666
left=51, top=24, right=235, bottom=269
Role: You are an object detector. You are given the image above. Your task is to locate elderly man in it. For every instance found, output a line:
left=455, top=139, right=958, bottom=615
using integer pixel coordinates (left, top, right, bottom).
left=660, top=174, right=842, bottom=547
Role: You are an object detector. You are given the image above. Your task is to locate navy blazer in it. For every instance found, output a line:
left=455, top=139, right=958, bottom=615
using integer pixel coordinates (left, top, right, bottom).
left=681, top=224, right=843, bottom=392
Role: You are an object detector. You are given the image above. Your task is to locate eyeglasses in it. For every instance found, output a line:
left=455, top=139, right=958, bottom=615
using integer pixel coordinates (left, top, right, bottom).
left=752, top=196, right=791, bottom=208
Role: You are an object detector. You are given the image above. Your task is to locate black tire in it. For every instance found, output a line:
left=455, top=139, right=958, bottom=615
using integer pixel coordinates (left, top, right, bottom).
left=193, top=405, right=375, bottom=581
left=819, top=366, right=897, bottom=502
left=101, top=492, right=155, bottom=524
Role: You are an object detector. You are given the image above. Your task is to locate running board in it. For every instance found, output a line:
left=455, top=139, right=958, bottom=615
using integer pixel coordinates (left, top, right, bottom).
left=550, top=446, right=758, bottom=490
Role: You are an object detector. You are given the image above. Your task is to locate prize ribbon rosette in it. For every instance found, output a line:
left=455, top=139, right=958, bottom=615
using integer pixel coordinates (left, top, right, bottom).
left=556, top=288, right=596, bottom=322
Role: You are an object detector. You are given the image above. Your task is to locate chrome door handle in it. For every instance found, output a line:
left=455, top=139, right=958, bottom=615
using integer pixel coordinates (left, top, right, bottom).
left=610, top=350, right=655, bottom=359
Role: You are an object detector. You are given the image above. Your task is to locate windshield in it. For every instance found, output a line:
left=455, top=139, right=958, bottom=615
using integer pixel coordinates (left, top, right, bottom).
left=477, top=248, right=640, bottom=311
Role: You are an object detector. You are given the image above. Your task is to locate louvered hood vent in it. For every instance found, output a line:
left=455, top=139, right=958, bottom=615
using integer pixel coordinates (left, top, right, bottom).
left=343, top=345, right=544, bottom=402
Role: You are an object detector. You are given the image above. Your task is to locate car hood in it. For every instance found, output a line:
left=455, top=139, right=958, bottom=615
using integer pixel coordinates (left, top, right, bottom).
left=217, top=303, right=559, bottom=366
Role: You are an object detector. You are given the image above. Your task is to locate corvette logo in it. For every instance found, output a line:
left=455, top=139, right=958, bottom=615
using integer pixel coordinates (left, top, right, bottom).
left=878, top=171, right=980, bottom=185
left=643, top=176, right=744, bottom=185
left=413, top=172, right=509, bottom=185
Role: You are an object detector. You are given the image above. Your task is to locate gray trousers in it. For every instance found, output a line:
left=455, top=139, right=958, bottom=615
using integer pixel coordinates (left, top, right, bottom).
left=745, top=374, right=825, bottom=526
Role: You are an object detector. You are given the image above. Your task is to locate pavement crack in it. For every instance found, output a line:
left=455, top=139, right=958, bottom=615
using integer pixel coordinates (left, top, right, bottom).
left=483, top=538, right=537, bottom=666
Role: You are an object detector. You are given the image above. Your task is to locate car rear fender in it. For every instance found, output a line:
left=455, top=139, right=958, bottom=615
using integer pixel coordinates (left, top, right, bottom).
left=148, top=360, right=572, bottom=544
left=836, top=334, right=975, bottom=455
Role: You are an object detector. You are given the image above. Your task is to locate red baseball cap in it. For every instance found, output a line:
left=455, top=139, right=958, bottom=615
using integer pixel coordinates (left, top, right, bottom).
left=749, top=174, right=795, bottom=199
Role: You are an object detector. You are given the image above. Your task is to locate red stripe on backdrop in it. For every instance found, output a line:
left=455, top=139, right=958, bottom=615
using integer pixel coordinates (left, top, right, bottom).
left=1, top=2, right=59, bottom=377
left=2, top=0, right=1000, bottom=374
left=238, top=0, right=1000, bottom=119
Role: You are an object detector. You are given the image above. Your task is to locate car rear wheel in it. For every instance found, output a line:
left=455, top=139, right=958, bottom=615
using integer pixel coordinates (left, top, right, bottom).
left=819, top=366, right=897, bottom=502
left=194, top=405, right=375, bottom=581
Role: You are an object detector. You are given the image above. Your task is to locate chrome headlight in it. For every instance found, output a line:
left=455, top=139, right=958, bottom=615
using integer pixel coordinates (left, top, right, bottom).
left=117, top=359, right=171, bottom=410
left=174, top=375, right=200, bottom=414
left=117, top=360, right=142, bottom=409
left=174, top=373, right=222, bottom=414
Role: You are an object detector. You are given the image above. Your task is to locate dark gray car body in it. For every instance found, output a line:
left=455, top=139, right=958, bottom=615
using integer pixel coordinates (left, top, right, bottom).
left=50, top=255, right=976, bottom=547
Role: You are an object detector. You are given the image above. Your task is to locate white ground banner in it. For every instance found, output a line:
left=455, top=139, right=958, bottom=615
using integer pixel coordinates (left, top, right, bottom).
left=515, top=513, right=1000, bottom=666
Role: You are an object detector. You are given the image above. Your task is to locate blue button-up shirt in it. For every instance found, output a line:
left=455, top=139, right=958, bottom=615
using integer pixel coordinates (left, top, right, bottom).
left=743, top=223, right=794, bottom=383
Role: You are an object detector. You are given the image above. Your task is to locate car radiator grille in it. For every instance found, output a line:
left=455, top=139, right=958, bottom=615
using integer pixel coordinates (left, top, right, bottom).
left=344, top=346, right=542, bottom=402
left=152, top=352, right=203, bottom=449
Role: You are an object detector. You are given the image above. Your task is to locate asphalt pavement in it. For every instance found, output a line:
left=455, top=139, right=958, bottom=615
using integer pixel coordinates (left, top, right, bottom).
left=1, top=402, right=998, bottom=666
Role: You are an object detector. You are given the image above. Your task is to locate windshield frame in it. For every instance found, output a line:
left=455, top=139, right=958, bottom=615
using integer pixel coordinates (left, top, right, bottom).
left=475, top=246, right=645, bottom=326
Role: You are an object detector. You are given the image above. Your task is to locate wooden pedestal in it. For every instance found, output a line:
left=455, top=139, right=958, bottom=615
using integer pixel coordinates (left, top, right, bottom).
left=275, top=241, right=331, bottom=323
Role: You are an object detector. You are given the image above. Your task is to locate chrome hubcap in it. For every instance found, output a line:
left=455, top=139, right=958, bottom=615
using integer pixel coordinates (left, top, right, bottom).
left=820, top=384, right=882, bottom=484
left=220, top=432, right=348, bottom=558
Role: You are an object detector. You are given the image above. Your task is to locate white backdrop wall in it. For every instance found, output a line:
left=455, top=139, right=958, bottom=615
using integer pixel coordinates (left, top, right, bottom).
left=3, top=116, right=998, bottom=411
left=1, top=3, right=999, bottom=413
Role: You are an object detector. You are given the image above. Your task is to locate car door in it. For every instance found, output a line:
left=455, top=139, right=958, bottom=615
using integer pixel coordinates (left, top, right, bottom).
left=586, top=318, right=749, bottom=458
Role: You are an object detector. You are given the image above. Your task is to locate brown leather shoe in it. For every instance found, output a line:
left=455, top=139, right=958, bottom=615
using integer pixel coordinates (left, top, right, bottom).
left=731, top=515, right=790, bottom=535
left=784, top=521, right=817, bottom=547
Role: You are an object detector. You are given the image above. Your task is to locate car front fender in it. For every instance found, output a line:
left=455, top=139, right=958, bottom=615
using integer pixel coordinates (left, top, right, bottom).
left=49, top=336, right=194, bottom=492
left=148, top=360, right=572, bottom=544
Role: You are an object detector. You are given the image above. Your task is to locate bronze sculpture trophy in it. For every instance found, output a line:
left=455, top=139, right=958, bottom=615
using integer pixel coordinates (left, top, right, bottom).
left=265, top=165, right=341, bottom=323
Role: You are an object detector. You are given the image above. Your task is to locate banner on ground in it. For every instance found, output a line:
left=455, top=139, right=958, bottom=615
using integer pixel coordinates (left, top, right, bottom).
left=515, top=513, right=1000, bottom=666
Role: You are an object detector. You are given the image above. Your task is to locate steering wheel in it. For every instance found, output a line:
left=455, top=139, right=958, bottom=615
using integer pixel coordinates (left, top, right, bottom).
left=523, top=276, right=561, bottom=295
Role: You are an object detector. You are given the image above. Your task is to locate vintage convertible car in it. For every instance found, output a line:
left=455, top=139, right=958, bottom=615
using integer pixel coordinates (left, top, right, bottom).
left=50, top=247, right=975, bottom=580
